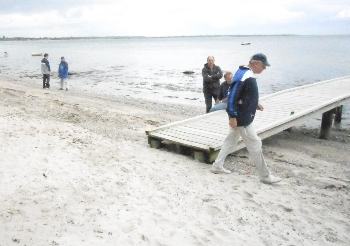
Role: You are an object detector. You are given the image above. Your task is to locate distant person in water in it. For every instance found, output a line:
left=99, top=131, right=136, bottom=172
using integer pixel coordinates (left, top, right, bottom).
left=209, top=71, right=233, bottom=112
left=4, top=51, right=8, bottom=57
left=202, top=56, right=223, bottom=113
left=58, top=57, right=69, bottom=91
left=41, top=53, right=51, bottom=89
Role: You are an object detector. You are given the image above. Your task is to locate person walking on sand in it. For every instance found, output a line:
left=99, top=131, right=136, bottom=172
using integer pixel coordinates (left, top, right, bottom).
left=58, top=57, right=69, bottom=91
left=209, top=71, right=233, bottom=112
left=210, top=53, right=282, bottom=184
left=41, top=53, right=51, bottom=89
left=202, top=56, right=223, bottom=113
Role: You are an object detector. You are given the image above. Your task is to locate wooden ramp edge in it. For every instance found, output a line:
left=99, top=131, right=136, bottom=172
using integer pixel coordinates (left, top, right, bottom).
left=146, top=76, right=350, bottom=163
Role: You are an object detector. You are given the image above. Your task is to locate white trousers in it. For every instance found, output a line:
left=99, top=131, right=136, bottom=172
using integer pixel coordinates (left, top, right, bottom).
left=60, top=78, right=68, bottom=90
left=214, top=124, right=270, bottom=179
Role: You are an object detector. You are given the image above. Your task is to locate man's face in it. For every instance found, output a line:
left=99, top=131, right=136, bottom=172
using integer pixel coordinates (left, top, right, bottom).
left=225, top=73, right=233, bottom=83
left=207, top=57, right=215, bottom=67
left=251, top=61, right=266, bottom=74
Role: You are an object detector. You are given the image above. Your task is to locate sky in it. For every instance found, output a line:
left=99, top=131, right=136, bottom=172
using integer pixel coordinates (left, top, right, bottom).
left=0, top=0, right=349, bottom=37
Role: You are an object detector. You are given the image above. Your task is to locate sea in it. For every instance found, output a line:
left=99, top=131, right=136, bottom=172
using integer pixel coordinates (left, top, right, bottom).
left=1, top=35, right=350, bottom=127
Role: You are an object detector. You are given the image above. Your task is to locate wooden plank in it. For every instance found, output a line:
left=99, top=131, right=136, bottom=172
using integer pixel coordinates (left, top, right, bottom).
left=176, top=126, right=227, bottom=140
left=180, top=124, right=229, bottom=136
left=145, top=110, right=223, bottom=135
left=151, top=132, right=210, bottom=150
left=161, top=128, right=224, bottom=147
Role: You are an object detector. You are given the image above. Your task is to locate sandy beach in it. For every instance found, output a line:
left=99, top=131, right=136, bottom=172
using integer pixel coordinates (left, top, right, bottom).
left=0, top=80, right=349, bottom=246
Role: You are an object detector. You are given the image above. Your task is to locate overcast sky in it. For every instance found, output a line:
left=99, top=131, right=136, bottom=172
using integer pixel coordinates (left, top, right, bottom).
left=0, top=0, right=349, bottom=37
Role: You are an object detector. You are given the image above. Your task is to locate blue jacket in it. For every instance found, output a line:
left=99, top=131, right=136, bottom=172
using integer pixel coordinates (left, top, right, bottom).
left=227, top=66, right=259, bottom=127
left=58, top=61, right=69, bottom=79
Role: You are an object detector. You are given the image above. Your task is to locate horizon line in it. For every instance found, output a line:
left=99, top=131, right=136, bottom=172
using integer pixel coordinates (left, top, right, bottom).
left=1, top=34, right=350, bottom=40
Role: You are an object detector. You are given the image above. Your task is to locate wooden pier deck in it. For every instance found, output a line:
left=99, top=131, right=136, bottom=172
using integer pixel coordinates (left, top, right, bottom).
left=146, top=76, right=350, bottom=163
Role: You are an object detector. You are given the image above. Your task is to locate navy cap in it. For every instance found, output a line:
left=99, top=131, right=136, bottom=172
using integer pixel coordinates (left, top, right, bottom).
left=250, top=53, right=270, bottom=66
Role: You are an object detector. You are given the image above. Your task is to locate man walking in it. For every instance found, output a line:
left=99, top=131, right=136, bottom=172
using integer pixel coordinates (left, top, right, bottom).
left=202, top=56, right=223, bottom=113
left=210, top=53, right=282, bottom=184
left=41, top=53, right=51, bottom=89
left=58, top=57, right=69, bottom=91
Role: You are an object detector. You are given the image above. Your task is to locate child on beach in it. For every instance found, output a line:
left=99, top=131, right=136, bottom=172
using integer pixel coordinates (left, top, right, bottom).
left=58, top=57, right=69, bottom=91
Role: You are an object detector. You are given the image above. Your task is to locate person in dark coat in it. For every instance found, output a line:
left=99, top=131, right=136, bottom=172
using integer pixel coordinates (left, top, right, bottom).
left=41, top=53, right=51, bottom=89
left=209, top=71, right=233, bottom=112
left=202, top=56, right=223, bottom=113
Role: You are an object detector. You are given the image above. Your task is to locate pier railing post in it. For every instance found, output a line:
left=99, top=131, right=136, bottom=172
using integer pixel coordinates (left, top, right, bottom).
left=334, top=105, right=343, bottom=124
left=319, top=109, right=335, bottom=139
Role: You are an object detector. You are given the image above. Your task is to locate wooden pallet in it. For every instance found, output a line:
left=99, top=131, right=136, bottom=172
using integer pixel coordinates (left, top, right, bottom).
left=146, top=76, right=350, bottom=163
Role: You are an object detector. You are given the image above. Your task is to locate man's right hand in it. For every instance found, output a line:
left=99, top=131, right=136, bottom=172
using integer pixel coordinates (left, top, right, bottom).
left=229, top=118, right=237, bottom=128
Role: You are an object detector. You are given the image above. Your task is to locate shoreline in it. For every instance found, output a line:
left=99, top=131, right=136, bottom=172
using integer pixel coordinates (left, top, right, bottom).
left=1, top=34, right=342, bottom=42
left=0, top=73, right=206, bottom=111
left=0, top=79, right=349, bottom=245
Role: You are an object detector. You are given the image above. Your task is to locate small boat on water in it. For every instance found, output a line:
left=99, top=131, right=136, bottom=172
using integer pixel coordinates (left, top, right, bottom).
left=241, top=42, right=251, bottom=46
left=31, top=53, right=43, bottom=56
left=183, top=70, right=195, bottom=75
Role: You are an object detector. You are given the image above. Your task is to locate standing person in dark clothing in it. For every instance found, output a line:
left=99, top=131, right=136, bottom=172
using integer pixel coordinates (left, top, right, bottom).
left=202, top=56, right=223, bottom=113
left=41, top=53, right=51, bottom=89
left=210, top=53, right=282, bottom=185
left=209, top=71, right=233, bottom=112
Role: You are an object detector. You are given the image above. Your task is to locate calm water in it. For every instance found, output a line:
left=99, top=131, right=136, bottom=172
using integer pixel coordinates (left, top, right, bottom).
left=1, top=35, right=350, bottom=126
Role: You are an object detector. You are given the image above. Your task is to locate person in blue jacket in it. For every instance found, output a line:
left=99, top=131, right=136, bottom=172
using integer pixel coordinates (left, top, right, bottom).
left=210, top=53, right=282, bottom=184
left=58, top=56, right=69, bottom=91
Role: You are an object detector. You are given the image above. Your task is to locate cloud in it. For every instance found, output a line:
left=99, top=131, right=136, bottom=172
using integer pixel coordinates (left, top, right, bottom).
left=0, top=0, right=349, bottom=36
left=0, top=0, right=97, bottom=13
left=336, top=9, right=350, bottom=19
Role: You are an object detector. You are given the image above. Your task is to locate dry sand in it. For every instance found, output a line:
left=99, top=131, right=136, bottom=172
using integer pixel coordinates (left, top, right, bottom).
left=0, top=80, right=349, bottom=246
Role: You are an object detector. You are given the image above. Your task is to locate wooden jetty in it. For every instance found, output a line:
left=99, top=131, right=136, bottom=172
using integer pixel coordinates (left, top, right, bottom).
left=146, top=76, right=350, bottom=163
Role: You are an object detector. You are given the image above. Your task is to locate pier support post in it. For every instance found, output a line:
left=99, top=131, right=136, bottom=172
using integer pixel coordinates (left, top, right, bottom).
left=148, top=137, right=162, bottom=149
left=319, top=109, right=335, bottom=139
left=334, top=105, right=343, bottom=124
left=208, top=150, right=219, bottom=164
left=193, top=151, right=208, bottom=163
left=193, top=150, right=219, bottom=164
